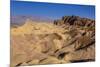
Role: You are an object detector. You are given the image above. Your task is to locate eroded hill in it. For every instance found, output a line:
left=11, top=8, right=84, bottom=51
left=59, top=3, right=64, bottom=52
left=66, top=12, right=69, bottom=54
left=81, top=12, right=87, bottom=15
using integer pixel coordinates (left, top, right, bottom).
left=11, top=16, right=95, bottom=67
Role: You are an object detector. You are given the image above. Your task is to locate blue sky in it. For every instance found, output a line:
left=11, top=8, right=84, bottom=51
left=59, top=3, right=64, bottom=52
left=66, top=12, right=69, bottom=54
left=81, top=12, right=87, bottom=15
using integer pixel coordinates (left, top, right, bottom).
left=11, top=1, right=95, bottom=20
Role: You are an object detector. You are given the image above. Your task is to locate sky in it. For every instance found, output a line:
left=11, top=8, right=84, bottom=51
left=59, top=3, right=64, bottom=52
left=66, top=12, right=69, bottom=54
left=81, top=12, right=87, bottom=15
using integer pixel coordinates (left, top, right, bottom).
left=11, top=0, right=95, bottom=20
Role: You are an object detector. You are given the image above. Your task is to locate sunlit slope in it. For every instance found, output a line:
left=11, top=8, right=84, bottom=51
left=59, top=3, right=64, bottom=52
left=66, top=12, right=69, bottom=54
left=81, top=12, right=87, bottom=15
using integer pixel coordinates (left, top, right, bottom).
left=11, top=20, right=70, bottom=67
left=11, top=18, right=95, bottom=67
left=11, top=20, right=67, bottom=36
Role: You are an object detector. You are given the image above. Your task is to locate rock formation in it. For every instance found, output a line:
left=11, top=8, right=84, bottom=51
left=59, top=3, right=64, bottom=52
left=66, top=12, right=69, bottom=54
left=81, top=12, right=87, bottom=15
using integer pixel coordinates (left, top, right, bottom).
left=11, top=16, right=95, bottom=67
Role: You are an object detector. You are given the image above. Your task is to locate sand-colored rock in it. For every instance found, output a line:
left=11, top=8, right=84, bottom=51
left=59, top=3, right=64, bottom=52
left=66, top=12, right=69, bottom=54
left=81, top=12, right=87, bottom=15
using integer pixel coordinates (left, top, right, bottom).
left=11, top=16, right=95, bottom=67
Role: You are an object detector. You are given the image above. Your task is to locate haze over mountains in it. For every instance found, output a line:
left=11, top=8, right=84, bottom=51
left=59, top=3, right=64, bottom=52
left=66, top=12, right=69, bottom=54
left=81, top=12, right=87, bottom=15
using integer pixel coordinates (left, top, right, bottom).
left=11, top=15, right=53, bottom=26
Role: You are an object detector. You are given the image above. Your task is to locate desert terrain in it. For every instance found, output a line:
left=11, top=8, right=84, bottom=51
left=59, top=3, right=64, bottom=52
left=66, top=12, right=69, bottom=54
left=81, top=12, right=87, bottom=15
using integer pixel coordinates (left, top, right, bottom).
left=11, top=16, right=95, bottom=67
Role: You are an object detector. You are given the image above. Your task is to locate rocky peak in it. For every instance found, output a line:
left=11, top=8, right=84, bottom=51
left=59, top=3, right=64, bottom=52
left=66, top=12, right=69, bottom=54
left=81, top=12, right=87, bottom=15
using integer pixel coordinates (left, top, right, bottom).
left=54, top=15, right=95, bottom=27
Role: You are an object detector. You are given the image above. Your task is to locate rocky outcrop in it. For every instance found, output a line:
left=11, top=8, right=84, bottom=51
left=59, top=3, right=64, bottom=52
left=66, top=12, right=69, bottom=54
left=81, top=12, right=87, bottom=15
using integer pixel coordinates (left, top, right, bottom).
left=54, top=16, right=95, bottom=62
left=54, top=15, right=95, bottom=27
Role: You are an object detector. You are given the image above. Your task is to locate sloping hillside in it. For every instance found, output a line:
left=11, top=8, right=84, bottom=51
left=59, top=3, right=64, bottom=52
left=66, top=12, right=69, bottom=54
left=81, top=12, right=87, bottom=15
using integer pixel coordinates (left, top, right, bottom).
left=11, top=16, right=95, bottom=67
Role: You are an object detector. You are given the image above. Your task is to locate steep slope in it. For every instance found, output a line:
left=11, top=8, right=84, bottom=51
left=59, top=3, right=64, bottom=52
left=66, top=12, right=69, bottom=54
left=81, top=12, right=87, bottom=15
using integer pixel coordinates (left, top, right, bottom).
left=53, top=16, right=95, bottom=62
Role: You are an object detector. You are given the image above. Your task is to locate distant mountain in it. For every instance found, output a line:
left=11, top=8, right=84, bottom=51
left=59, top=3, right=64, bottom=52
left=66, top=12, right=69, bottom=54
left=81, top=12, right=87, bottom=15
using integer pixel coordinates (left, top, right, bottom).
left=11, top=15, right=53, bottom=26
